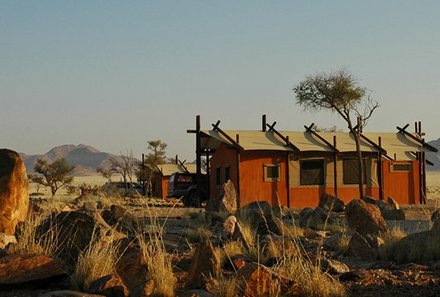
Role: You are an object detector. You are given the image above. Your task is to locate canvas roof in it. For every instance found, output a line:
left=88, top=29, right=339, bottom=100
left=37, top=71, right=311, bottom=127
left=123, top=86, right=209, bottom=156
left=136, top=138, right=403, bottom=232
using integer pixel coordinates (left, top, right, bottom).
left=200, top=130, right=425, bottom=159
left=156, top=163, right=199, bottom=176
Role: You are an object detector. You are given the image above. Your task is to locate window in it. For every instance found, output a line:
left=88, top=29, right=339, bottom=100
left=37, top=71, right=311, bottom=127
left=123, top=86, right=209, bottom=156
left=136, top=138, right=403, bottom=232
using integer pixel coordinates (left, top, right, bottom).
left=391, top=163, right=412, bottom=172
left=225, top=166, right=231, bottom=182
left=300, top=159, right=325, bottom=185
left=343, top=158, right=367, bottom=184
left=264, top=164, right=281, bottom=182
left=216, top=167, right=222, bottom=186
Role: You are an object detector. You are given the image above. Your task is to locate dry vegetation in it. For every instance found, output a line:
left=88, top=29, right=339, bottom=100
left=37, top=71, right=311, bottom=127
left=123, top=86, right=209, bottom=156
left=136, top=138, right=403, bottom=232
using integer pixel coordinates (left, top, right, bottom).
left=7, top=172, right=439, bottom=296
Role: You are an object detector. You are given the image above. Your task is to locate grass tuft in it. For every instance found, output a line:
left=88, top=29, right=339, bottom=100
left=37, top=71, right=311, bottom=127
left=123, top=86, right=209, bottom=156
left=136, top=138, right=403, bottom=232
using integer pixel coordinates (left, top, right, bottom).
left=71, top=232, right=120, bottom=290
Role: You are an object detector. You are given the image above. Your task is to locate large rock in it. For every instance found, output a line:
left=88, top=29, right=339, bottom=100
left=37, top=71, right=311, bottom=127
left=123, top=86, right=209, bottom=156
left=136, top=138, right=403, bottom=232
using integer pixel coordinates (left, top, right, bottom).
left=37, top=210, right=125, bottom=265
left=0, top=149, right=29, bottom=235
left=40, top=291, right=105, bottom=297
left=116, top=246, right=148, bottom=295
left=345, top=199, right=388, bottom=237
left=186, top=241, right=221, bottom=288
left=319, top=193, right=345, bottom=213
left=89, top=273, right=129, bottom=297
left=299, top=207, right=337, bottom=230
left=206, top=180, right=238, bottom=216
left=0, top=255, right=66, bottom=289
left=346, top=233, right=383, bottom=259
left=237, top=201, right=282, bottom=236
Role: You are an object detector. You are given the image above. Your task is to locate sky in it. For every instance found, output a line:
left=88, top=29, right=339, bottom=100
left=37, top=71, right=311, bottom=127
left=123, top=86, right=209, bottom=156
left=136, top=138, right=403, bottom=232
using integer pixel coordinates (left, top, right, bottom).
left=1, top=1, right=439, bottom=161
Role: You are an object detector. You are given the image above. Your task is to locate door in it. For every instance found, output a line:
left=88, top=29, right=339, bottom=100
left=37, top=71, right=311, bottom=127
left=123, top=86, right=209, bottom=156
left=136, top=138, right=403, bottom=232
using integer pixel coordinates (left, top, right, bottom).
left=382, top=160, right=420, bottom=204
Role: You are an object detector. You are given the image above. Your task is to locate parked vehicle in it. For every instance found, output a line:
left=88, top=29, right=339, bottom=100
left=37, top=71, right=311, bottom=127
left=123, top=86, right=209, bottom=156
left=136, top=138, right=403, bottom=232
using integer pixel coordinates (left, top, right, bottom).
left=167, top=173, right=208, bottom=207
left=103, top=181, right=143, bottom=197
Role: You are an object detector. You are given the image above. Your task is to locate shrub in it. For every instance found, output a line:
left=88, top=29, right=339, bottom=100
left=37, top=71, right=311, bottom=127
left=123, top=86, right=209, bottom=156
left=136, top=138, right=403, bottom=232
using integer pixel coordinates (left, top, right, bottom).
left=138, top=234, right=176, bottom=297
left=71, top=233, right=120, bottom=290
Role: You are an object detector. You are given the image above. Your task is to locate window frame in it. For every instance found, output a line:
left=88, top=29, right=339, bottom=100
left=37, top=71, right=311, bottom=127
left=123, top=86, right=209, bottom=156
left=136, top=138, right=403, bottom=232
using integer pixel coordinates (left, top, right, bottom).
left=390, top=162, right=412, bottom=172
left=299, top=159, right=325, bottom=186
left=342, top=158, right=367, bottom=185
left=263, top=164, right=281, bottom=182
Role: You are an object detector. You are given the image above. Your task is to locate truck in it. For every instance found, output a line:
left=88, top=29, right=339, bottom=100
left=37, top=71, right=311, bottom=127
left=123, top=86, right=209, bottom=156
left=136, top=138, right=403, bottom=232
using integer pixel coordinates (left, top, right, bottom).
left=167, top=172, right=208, bottom=207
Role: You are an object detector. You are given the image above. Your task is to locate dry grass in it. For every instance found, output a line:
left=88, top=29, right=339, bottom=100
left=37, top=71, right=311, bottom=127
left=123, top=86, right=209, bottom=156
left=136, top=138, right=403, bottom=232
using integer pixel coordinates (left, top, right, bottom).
left=212, top=275, right=241, bottom=297
left=183, top=226, right=213, bottom=243
left=379, top=227, right=407, bottom=260
left=138, top=234, right=177, bottom=297
left=71, top=232, right=121, bottom=290
left=8, top=211, right=61, bottom=257
left=336, top=232, right=351, bottom=254
left=137, top=203, right=177, bottom=297
left=274, top=238, right=346, bottom=297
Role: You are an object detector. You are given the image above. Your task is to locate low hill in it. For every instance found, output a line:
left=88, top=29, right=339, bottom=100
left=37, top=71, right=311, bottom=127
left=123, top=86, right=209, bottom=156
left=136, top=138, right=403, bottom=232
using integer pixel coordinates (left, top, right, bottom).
left=427, top=139, right=440, bottom=171
left=21, top=144, right=119, bottom=176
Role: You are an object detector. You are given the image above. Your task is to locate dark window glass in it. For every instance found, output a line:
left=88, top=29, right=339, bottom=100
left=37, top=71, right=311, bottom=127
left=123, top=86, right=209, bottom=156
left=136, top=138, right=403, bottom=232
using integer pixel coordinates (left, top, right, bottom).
left=300, top=159, right=324, bottom=185
left=225, top=167, right=231, bottom=182
left=216, top=167, right=222, bottom=185
left=392, top=163, right=412, bottom=172
left=343, top=158, right=367, bottom=184
left=264, top=164, right=280, bottom=181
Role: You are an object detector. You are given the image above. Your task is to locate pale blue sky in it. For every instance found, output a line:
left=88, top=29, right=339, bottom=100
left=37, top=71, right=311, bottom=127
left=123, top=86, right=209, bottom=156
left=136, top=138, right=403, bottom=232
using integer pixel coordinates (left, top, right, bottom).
left=1, top=1, right=439, bottom=160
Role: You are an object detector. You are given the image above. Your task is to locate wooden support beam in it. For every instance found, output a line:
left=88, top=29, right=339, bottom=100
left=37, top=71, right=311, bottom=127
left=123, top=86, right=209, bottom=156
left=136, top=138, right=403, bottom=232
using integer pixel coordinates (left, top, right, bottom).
left=212, top=120, right=243, bottom=150
left=333, top=136, right=338, bottom=197
left=262, top=114, right=267, bottom=132
left=397, top=124, right=438, bottom=152
left=304, top=123, right=339, bottom=152
left=266, top=122, right=300, bottom=151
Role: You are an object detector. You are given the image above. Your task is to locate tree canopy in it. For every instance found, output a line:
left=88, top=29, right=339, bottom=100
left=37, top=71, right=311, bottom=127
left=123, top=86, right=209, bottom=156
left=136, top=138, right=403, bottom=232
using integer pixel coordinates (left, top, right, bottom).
left=293, top=69, right=379, bottom=198
left=30, top=158, right=75, bottom=197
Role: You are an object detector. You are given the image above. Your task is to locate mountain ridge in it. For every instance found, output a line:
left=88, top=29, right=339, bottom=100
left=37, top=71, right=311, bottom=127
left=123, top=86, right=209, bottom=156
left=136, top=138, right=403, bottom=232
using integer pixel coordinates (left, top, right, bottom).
left=21, top=144, right=118, bottom=176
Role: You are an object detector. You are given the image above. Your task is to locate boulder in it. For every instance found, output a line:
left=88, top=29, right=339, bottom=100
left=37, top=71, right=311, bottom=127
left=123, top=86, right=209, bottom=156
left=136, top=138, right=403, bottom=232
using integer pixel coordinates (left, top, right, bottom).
left=320, top=258, right=350, bottom=274
left=220, top=180, right=238, bottom=214
left=232, top=221, right=251, bottom=250
left=186, top=241, right=221, bottom=288
left=0, top=255, right=66, bottom=289
left=116, top=246, right=148, bottom=294
left=237, top=201, right=282, bottom=236
left=381, top=209, right=405, bottom=220
left=89, top=273, right=129, bottom=297
left=39, top=291, right=105, bottom=297
left=345, top=199, right=388, bottom=237
left=237, top=263, right=301, bottom=297
left=205, top=180, right=238, bottom=216
left=299, top=207, right=336, bottom=230
left=346, top=233, right=383, bottom=259
left=0, top=149, right=29, bottom=235
left=431, top=209, right=440, bottom=222
left=0, top=233, right=16, bottom=249
left=180, top=289, right=215, bottom=297
left=387, top=196, right=400, bottom=210
left=319, top=193, right=345, bottom=212
left=223, top=215, right=237, bottom=236
left=37, top=210, right=125, bottom=265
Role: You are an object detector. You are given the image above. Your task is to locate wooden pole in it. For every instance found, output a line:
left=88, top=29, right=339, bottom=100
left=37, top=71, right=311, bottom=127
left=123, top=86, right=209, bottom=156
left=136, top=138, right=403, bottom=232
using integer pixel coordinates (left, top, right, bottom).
left=196, top=115, right=202, bottom=207
left=333, top=136, right=338, bottom=197
left=262, top=114, right=267, bottom=132
left=236, top=134, right=241, bottom=208
left=378, top=137, right=383, bottom=200
left=286, top=152, right=291, bottom=208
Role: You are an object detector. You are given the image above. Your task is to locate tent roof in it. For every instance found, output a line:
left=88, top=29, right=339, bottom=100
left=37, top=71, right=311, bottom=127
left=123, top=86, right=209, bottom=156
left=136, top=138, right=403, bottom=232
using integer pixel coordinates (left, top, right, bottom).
left=200, top=130, right=425, bottom=159
left=156, top=163, right=199, bottom=176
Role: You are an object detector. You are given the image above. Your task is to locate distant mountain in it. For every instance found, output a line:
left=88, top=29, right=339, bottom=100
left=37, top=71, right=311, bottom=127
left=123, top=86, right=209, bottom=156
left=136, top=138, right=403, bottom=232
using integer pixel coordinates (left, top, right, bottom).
left=427, top=139, right=440, bottom=171
left=21, top=144, right=119, bottom=176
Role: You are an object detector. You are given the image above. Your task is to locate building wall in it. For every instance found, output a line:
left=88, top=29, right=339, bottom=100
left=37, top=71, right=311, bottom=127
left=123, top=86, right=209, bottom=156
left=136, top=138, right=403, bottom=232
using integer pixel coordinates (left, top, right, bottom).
left=239, top=151, right=288, bottom=207
left=209, top=147, right=420, bottom=208
left=209, top=143, right=238, bottom=200
left=382, top=160, right=420, bottom=205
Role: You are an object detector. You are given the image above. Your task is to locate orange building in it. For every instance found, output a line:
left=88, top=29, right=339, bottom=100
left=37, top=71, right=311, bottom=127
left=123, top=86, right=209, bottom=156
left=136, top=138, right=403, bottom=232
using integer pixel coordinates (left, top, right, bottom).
left=189, top=116, right=437, bottom=208
left=151, top=163, right=198, bottom=198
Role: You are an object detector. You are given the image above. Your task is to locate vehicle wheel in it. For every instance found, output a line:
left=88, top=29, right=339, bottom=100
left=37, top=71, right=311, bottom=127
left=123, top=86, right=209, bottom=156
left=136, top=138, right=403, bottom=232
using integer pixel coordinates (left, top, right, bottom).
left=184, top=191, right=199, bottom=207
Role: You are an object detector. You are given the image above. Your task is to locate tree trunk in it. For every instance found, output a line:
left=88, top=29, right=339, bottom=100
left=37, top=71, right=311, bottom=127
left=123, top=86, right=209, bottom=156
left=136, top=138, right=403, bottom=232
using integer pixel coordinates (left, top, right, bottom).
left=354, top=131, right=365, bottom=199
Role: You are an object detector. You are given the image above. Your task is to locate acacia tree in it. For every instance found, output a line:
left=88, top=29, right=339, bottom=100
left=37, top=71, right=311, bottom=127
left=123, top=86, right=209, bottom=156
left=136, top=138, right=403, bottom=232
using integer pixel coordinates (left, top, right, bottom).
left=107, top=151, right=137, bottom=194
left=30, top=158, right=75, bottom=197
left=137, top=140, right=168, bottom=196
left=293, top=69, right=379, bottom=199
